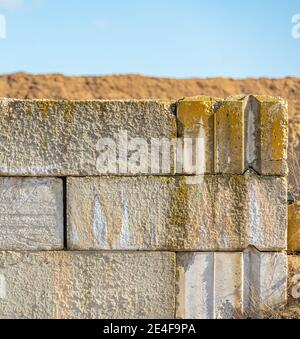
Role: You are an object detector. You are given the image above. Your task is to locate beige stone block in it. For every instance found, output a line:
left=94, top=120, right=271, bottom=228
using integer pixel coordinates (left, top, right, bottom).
left=176, top=253, right=214, bottom=319
left=214, top=253, right=243, bottom=319
left=67, top=174, right=287, bottom=251
left=176, top=250, right=287, bottom=319
left=0, top=99, right=176, bottom=176
left=288, top=120, right=300, bottom=201
left=253, top=96, right=288, bottom=176
left=177, top=96, right=217, bottom=173
left=288, top=202, right=300, bottom=252
left=214, top=173, right=287, bottom=251
left=0, top=178, right=63, bottom=250
left=0, top=251, right=175, bottom=319
left=244, top=249, right=287, bottom=318
left=179, top=95, right=288, bottom=176
left=214, top=98, right=245, bottom=174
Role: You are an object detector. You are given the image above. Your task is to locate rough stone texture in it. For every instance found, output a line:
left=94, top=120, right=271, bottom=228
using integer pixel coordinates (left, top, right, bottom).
left=254, top=96, right=288, bottom=176
left=215, top=98, right=245, bottom=174
left=214, top=253, right=243, bottom=319
left=0, top=178, right=63, bottom=250
left=177, top=96, right=217, bottom=174
left=176, top=253, right=214, bottom=319
left=0, top=97, right=287, bottom=177
left=0, top=251, right=175, bottom=319
left=67, top=173, right=287, bottom=251
left=0, top=99, right=176, bottom=176
left=244, top=249, right=287, bottom=318
left=176, top=250, right=287, bottom=319
left=288, top=255, right=300, bottom=309
left=288, top=202, right=300, bottom=252
left=288, top=120, right=300, bottom=201
left=177, top=95, right=288, bottom=176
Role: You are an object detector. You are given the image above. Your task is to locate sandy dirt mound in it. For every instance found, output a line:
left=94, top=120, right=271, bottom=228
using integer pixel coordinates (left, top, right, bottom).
left=1, top=73, right=300, bottom=197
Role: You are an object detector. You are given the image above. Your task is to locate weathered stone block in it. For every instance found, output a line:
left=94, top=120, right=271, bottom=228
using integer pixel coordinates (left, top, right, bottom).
left=176, top=250, right=287, bottom=319
left=254, top=96, right=288, bottom=176
left=177, top=96, right=217, bottom=173
left=214, top=173, right=287, bottom=251
left=179, top=95, right=288, bottom=175
left=0, top=97, right=287, bottom=176
left=0, top=178, right=63, bottom=250
left=214, top=253, right=243, bottom=319
left=67, top=173, right=287, bottom=251
left=244, top=249, right=287, bottom=318
left=288, top=203, right=300, bottom=252
left=176, top=253, right=214, bottom=319
left=214, top=97, right=245, bottom=174
left=0, top=99, right=176, bottom=176
left=288, top=120, right=300, bottom=201
left=0, top=251, right=175, bottom=319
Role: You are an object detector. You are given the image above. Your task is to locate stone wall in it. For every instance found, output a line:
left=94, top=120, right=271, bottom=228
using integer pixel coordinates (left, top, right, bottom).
left=0, top=96, right=291, bottom=319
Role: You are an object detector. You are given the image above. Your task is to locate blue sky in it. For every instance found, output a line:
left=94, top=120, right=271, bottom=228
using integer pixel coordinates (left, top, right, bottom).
left=0, top=0, right=300, bottom=78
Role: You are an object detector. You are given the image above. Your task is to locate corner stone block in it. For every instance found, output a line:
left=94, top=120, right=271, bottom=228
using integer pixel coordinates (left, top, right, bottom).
left=253, top=96, right=288, bottom=176
left=244, top=249, right=287, bottom=318
left=0, top=99, right=177, bottom=176
left=213, top=95, right=288, bottom=176
left=177, top=96, right=217, bottom=174
left=214, top=97, right=245, bottom=174
left=214, top=253, right=243, bottom=319
left=176, top=253, right=214, bottom=319
left=0, top=178, right=63, bottom=250
left=288, top=203, right=300, bottom=252
left=0, top=252, right=175, bottom=319
left=67, top=174, right=287, bottom=252
left=176, top=250, right=287, bottom=319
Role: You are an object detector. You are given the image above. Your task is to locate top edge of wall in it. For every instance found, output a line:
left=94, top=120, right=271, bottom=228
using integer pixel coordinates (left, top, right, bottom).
left=0, top=95, right=288, bottom=177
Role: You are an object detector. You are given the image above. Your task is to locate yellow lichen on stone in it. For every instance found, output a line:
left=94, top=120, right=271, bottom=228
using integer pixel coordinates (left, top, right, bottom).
left=255, top=96, right=288, bottom=175
left=288, top=202, right=300, bottom=252
left=177, top=96, right=217, bottom=173
left=63, top=101, right=76, bottom=124
left=177, top=96, right=214, bottom=132
left=214, top=98, right=245, bottom=174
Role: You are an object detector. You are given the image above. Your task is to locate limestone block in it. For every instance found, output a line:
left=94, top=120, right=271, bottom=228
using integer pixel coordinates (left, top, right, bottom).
left=214, top=253, right=243, bottom=319
left=254, top=96, right=288, bottom=176
left=244, top=249, right=287, bottom=318
left=0, top=99, right=176, bottom=176
left=67, top=173, right=287, bottom=251
left=214, top=97, right=245, bottom=174
left=177, top=96, right=217, bottom=173
left=213, top=173, right=287, bottom=251
left=179, top=95, right=288, bottom=175
left=176, top=250, right=287, bottom=319
left=0, top=178, right=63, bottom=250
left=0, top=251, right=175, bottom=319
left=288, top=120, right=300, bottom=201
left=288, top=203, right=300, bottom=252
left=176, top=252, right=243, bottom=319
left=176, top=253, right=214, bottom=319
